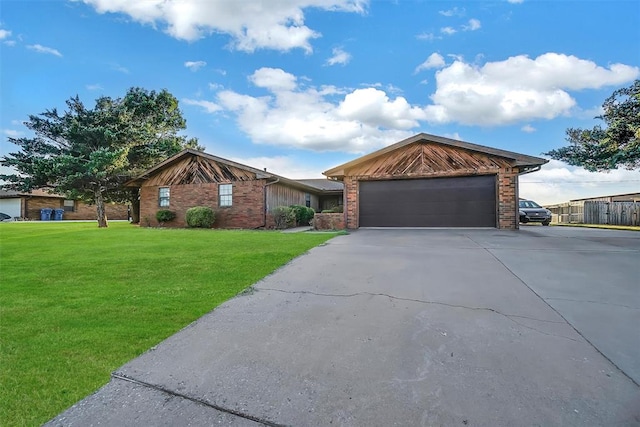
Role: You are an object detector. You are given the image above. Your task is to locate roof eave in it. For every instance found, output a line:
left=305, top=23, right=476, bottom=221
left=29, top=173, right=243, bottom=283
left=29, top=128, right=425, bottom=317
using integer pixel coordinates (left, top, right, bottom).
left=323, top=133, right=549, bottom=177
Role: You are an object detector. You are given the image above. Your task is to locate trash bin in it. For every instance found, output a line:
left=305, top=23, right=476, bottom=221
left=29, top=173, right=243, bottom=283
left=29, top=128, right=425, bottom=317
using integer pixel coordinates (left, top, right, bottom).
left=53, top=209, right=64, bottom=221
left=40, top=208, right=53, bottom=221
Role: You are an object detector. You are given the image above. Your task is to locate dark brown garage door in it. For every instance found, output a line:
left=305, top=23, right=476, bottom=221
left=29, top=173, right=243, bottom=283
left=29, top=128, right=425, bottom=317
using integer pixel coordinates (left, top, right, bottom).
left=359, top=175, right=497, bottom=227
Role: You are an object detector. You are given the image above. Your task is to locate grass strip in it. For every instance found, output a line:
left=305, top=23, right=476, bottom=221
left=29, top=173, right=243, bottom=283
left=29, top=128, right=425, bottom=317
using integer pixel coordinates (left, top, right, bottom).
left=552, top=223, right=640, bottom=231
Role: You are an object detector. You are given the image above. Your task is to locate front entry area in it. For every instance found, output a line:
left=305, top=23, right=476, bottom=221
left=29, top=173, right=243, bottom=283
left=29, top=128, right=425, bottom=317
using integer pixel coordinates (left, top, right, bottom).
left=358, top=175, right=497, bottom=227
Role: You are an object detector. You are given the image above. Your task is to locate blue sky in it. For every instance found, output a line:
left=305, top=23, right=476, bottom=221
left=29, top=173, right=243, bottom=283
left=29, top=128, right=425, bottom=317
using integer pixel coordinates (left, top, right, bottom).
left=1, top=0, right=639, bottom=204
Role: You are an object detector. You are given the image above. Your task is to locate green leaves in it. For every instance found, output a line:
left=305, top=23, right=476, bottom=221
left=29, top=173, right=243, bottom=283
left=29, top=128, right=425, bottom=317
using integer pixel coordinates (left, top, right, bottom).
left=545, top=79, right=640, bottom=171
left=1, top=87, right=199, bottom=226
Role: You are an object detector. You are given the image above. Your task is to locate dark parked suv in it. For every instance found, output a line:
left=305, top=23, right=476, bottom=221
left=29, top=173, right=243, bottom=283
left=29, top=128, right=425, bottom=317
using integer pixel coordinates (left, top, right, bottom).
left=519, top=199, right=552, bottom=226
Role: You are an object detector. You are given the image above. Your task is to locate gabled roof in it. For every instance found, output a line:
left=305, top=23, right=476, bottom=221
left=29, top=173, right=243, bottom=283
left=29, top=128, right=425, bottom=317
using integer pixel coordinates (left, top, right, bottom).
left=126, top=149, right=336, bottom=194
left=323, top=133, right=548, bottom=179
left=125, top=149, right=269, bottom=187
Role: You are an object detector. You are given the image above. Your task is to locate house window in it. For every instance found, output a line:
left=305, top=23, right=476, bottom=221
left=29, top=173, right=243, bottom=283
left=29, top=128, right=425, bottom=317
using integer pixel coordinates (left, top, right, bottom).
left=159, top=187, right=170, bottom=207
left=63, top=199, right=75, bottom=212
left=305, top=193, right=311, bottom=208
left=219, top=184, right=232, bottom=207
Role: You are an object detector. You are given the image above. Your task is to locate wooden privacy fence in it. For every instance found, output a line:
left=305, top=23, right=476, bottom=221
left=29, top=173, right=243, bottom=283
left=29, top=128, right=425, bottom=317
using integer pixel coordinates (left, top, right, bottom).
left=548, top=202, right=584, bottom=224
left=583, top=201, right=640, bottom=226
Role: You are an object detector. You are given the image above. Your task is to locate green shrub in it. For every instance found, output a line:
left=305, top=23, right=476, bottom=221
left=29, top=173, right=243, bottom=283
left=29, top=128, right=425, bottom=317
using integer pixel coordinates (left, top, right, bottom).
left=320, top=205, right=344, bottom=214
left=290, top=205, right=315, bottom=226
left=155, top=210, right=176, bottom=225
left=272, top=206, right=296, bottom=229
left=186, top=206, right=216, bottom=228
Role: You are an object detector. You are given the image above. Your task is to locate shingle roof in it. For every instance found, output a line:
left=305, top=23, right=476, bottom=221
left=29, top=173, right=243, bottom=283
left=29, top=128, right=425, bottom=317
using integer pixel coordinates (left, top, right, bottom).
left=0, top=189, right=65, bottom=199
left=294, top=179, right=344, bottom=191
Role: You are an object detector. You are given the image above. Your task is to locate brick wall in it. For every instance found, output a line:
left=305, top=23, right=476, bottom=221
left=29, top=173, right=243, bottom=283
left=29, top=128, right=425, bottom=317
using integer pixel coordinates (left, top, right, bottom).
left=64, top=202, right=129, bottom=221
left=312, top=213, right=345, bottom=230
left=344, top=176, right=358, bottom=229
left=24, top=197, right=63, bottom=219
left=497, top=168, right=519, bottom=229
left=139, top=180, right=266, bottom=228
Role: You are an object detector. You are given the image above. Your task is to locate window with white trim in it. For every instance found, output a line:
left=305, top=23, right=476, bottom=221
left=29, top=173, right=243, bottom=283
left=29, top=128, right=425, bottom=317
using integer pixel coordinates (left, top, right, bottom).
left=63, top=199, right=75, bottom=212
left=159, top=187, right=170, bottom=207
left=219, top=184, right=232, bottom=207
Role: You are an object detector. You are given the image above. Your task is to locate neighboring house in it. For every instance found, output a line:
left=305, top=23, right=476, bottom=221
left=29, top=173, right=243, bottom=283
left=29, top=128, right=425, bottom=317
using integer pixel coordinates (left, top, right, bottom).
left=323, top=133, right=548, bottom=230
left=0, top=189, right=129, bottom=221
left=125, top=150, right=345, bottom=228
left=568, top=192, right=640, bottom=203
left=546, top=192, right=640, bottom=226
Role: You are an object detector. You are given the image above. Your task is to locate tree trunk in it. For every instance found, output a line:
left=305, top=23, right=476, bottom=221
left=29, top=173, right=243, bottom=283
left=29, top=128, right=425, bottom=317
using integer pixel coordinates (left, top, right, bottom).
left=95, top=189, right=109, bottom=228
left=130, top=189, right=141, bottom=224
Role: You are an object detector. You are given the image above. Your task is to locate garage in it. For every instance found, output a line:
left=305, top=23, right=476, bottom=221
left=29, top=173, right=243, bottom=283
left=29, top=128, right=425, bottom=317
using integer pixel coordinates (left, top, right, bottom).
left=0, top=198, right=21, bottom=219
left=359, top=175, right=496, bottom=227
left=323, top=133, right=548, bottom=230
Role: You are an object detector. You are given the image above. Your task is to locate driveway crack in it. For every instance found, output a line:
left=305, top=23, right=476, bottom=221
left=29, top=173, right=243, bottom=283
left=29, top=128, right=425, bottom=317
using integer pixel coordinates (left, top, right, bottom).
left=257, top=287, right=577, bottom=342
left=111, top=373, right=285, bottom=427
left=545, top=297, right=639, bottom=310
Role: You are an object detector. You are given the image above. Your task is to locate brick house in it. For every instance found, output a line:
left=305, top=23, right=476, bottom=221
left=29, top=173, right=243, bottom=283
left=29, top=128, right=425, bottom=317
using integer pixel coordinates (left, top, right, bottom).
left=0, top=189, right=129, bottom=221
left=323, top=133, right=548, bottom=230
left=126, top=150, right=344, bottom=228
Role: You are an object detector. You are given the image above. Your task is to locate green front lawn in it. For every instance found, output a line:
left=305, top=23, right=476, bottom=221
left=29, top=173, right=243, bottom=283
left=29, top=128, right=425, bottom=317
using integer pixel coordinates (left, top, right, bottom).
left=0, top=222, right=336, bottom=426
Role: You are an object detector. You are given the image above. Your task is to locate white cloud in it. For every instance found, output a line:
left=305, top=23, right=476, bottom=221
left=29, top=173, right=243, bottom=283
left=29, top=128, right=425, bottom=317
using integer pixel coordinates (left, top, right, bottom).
left=185, top=60, right=206, bottom=71
left=326, top=47, right=351, bottom=66
left=508, top=0, right=524, bottom=3
left=250, top=67, right=298, bottom=92
left=424, top=53, right=640, bottom=126
left=0, top=29, right=11, bottom=39
left=443, top=132, right=462, bottom=141
left=415, top=53, right=446, bottom=73
left=439, top=7, right=465, bottom=17
left=197, top=53, right=639, bottom=152
left=519, top=159, right=640, bottom=205
left=182, top=98, right=222, bottom=113
left=79, top=0, right=367, bottom=52
left=27, top=44, right=62, bottom=57
left=575, top=105, right=605, bottom=120
left=111, top=63, right=129, bottom=74
left=337, top=88, right=427, bottom=129
left=2, top=129, right=23, bottom=138
left=211, top=67, right=420, bottom=152
left=521, top=124, right=536, bottom=133
left=416, top=32, right=438, bottom=41
left=86, top=84, right=103, bottom=91
left=441, top=27, right=457, bottom=35
left=463, top=18, right=481, bottom=31
left=230, top=155, right=325, bottom=179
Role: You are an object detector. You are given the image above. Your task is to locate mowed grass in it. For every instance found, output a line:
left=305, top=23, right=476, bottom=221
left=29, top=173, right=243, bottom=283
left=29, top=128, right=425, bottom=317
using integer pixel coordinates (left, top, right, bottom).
left=553, top=223, right=640, bottom=231
left=0, top=222, right=336, bottom=426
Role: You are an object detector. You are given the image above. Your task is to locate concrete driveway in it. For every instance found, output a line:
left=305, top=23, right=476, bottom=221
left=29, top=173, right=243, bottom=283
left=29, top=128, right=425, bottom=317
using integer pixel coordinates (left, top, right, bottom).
left=47, top=227, right=640, bottom=426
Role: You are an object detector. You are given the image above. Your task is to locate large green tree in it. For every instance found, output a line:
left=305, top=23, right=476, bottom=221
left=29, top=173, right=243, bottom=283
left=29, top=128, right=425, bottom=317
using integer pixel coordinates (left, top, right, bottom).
left=545, top=79, right=640, bottom=171
left=1, top=88, right=201, bottom=227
